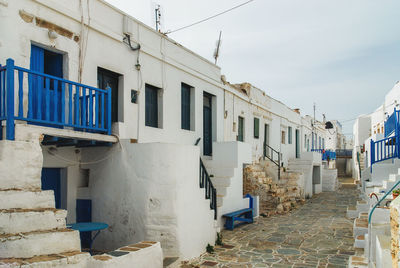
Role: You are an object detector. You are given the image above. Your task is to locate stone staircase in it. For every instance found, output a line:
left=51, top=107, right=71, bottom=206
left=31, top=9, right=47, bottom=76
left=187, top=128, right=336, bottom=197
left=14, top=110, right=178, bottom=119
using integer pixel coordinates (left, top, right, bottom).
left=0, top=139, right=89, bottom=265
left=243, top=161, right=304, bottom=216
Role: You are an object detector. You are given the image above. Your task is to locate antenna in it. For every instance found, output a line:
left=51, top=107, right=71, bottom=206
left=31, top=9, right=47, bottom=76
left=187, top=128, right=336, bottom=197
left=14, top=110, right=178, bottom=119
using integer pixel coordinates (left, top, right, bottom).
left=151, top=2, right=164, bottom=32
left=155, top=5, right=161, bottom=32
left=213, top=31, right=222, bottom=64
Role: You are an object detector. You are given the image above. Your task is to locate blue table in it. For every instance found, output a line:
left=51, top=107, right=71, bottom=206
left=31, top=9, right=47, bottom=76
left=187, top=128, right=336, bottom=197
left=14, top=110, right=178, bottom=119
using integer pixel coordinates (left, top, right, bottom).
left=67, top=222, right=108, bottom=254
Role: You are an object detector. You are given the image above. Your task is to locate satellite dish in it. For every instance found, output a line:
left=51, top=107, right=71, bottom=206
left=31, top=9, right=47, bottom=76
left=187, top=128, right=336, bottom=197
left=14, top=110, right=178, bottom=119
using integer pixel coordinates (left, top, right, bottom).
left=325, top=121, right=333, bottom=129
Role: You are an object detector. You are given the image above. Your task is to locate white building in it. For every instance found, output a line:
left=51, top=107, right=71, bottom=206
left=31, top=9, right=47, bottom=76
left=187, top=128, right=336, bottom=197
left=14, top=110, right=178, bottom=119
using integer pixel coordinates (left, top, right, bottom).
left=0, top=0, right=343, bottom=265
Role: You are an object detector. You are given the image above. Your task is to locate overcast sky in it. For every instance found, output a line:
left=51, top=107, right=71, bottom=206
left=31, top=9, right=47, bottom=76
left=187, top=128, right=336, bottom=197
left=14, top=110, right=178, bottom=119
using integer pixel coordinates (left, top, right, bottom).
left=105, top=0, right=400, bottom=136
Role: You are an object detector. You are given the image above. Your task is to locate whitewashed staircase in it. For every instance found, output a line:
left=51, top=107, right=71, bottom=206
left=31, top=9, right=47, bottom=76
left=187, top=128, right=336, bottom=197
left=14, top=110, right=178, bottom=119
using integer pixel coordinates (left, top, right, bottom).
left=0, top=140, right=87, bottom=261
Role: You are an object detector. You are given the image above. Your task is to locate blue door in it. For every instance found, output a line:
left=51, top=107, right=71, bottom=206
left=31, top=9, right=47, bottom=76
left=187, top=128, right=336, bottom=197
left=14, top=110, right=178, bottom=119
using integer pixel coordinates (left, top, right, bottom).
left=41, top=168, right=61, bottom=209
left=30, top=45, right=63, bottom=123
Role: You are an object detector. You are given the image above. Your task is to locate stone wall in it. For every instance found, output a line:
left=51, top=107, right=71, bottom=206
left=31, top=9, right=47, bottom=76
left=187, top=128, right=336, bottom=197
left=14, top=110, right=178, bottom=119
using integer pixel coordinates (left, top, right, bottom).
left=243, top=160, right=304, bottom=216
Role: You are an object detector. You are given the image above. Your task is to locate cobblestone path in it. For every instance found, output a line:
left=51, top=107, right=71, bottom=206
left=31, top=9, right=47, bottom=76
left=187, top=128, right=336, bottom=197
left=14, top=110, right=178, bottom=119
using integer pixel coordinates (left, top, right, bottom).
left=183, top=178, right=360, bottom=268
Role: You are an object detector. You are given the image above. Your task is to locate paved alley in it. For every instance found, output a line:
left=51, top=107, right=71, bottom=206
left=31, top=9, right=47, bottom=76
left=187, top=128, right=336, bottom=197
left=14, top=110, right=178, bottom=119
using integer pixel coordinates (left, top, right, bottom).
left=182, top=178, right=360, bottom=268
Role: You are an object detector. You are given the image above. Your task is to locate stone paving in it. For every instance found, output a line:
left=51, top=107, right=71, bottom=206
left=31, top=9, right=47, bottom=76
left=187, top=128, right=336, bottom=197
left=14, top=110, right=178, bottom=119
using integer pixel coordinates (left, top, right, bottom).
left=182, top=178, right=360, bottom=268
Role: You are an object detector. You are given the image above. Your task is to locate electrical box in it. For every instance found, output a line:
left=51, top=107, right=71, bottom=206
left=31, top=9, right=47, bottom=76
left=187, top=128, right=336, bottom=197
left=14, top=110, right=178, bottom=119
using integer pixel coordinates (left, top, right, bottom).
left=123, top=15, right=133, bottom=36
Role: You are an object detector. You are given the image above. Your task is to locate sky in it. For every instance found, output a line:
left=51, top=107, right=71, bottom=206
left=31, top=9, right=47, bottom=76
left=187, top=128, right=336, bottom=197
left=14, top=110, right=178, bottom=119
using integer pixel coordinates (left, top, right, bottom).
left=105, top=0, right=400, bottom=137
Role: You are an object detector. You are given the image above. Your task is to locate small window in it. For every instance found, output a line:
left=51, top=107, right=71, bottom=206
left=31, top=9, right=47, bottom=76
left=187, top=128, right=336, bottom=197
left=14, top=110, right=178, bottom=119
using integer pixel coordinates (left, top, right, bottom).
left=145, top=84, right=160, bottom=128
left=181, top=83, right=191, bottom=130
left=288, top=127, right=292, bottom=144
left=131, top=90, right=138, bottom=103
left=238, top=116, right=244, bottom=142
left=281, top=131, right=286, bottom=144
left=254, top=117, right=259, bottom=139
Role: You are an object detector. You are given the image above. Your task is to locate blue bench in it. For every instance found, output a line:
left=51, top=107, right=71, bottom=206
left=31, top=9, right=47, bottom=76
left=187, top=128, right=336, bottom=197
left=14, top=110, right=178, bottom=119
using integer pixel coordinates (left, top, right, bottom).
left=222, top=194, right=254, bottom=230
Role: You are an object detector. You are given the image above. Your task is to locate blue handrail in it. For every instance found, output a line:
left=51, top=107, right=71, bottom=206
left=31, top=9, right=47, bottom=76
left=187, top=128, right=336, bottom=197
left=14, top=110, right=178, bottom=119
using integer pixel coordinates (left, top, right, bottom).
left=0, top=58, right=112, bottom=140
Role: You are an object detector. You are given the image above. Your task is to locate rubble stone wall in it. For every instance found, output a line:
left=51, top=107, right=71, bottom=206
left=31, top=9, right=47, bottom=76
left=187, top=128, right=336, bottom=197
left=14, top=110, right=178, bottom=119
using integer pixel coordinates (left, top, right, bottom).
left=243, top=160, right=304, bottom=216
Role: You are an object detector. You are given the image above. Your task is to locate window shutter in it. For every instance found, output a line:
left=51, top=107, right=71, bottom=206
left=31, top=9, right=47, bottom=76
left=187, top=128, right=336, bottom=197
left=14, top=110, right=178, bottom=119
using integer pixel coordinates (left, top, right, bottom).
left=254, top=118, right=259, bottom=138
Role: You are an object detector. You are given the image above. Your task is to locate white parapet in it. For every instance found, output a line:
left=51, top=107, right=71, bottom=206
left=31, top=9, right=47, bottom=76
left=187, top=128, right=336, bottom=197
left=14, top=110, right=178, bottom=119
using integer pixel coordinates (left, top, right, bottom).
left=0, top=140, right=42, bottom=190
left=88, top=242, right=163, bottom=268
left=0, top=229, right=81, bottom=258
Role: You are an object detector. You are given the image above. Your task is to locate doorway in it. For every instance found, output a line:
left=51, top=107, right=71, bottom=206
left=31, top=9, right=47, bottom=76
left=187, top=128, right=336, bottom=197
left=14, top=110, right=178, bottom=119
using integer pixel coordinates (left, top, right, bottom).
left=203, top=93, right=212, bottom=155
left=30, top=44, right=63, bottom=123
left=97, top=68, right=120, bottom=124
left=41, top=168, right=62, bottom=209
left=264, top=124, right=270, bottom=157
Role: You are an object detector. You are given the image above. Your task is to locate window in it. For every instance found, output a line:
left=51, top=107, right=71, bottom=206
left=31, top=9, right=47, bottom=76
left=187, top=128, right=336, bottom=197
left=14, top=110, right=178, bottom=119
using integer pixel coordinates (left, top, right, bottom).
left=281, top=131, right=286, bottom=144
left=322, top=138, right=325, bottom=149
left=181, top=83, right=191, bottom=130
left=254, top=117, right=259, bottom=139
left=304, top=135, right=307, bottom=148
left=288, top=127, right=292, bottom=144
left=319, top=136, right=321, bottom=149
left=98, top=67, right=121, bottom=123
left=145, top=84, right=160, bottom=128
left=238, top=116, right=244, bottom=142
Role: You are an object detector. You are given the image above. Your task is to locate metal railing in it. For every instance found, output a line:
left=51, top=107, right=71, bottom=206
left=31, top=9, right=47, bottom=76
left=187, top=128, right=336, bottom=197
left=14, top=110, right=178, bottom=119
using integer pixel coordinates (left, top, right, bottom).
left=200, top=158, right=217, bottom=219
left=335, top=149, right=352, bottom=158
left=368, top=179, right=400, bottom=265
left=263, top=143, right=281, bottom=180
left=0, top=58, right=112, bottom=140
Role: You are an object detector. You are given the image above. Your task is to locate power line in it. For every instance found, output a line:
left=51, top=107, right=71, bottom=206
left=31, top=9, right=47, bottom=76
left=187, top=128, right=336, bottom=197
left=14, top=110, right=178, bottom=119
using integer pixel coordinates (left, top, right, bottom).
left=165, top=0, right=256, bottom=34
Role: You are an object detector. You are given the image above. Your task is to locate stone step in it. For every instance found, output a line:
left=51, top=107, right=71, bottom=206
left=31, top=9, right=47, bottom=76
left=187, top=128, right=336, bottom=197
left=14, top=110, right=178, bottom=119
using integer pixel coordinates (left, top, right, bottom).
left=210, top=177, right=231, bottom=188
left=205, top=166, right=235, bottom=178
left=0, top=208, right=66, bottom=234
left=0, top=190, right=55, bottom=210
left=0, top=251, right=90, bottom=267
left=346, top=206, right=358, bottom=219
left=356, top=200, right=370, bottom=212
left=217, top=196, right=223, bottom=207
left=0, top=229, right=81, bottom=258
left=354, top=235, right=365, bottom=249
left=353, top=218, right=368, bottom=238
left=215, top=186, right=227, bottom=196
left=348, top=255, right=368, bottom=268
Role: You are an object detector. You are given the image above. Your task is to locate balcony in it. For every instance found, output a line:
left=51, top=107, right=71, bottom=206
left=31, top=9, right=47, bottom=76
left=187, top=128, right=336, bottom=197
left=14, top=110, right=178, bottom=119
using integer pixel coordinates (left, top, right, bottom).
left=0, top=59, right=114, bottom=143
left=384, top=108, right=399, bottom=137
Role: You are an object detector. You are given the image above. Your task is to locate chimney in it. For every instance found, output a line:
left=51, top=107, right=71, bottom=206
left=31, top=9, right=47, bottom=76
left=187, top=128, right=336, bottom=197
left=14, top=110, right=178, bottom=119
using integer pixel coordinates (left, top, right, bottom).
left=294, top=108, right=300, bottom=114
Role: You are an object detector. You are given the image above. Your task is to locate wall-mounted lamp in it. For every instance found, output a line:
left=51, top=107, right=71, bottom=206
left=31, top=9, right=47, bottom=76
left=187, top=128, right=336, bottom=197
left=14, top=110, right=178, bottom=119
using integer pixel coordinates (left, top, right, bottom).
left=48, top=30, right=58, bottom=40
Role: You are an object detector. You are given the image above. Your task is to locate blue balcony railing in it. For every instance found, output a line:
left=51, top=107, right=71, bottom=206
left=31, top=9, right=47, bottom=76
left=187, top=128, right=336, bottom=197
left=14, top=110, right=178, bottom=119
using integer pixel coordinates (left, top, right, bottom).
left=0, top=58, right=111, bottom=140
left=311, top=149, right=336, bottom=160
left=370, top=135, right=397, bottom=170
left=384, top=108, right=399, bottom=137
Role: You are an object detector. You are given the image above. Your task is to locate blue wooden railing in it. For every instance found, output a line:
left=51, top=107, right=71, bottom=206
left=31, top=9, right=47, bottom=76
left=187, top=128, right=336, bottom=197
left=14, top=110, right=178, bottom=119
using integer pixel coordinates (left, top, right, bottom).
left=370, top=135, right=398, bottom=171
left=0, top=59, right=112, bottom=140
left=384, top=108, right=399, bottom=137
left=311, top=149, right=336, bottom=160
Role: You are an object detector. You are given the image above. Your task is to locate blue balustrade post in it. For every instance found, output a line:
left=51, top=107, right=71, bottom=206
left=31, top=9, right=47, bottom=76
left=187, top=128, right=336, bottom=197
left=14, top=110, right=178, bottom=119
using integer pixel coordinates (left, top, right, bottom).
left=106, top=86, right=111, bottom=135
left=370, top=139, right=374, bottom=173
left=6, top=59, right=15, bottom=140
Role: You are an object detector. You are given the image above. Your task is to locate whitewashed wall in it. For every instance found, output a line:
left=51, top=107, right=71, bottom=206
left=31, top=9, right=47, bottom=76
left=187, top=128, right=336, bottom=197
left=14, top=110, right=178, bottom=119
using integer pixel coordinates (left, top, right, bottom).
left=80, top=141, right=216, bottom=259
left=0, top=0, right=224, bottom=155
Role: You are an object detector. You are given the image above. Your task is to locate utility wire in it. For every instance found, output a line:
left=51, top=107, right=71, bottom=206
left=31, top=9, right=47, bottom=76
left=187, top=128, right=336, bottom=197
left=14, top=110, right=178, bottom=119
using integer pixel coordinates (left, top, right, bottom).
left=165, top=0, right=256, bottom=34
